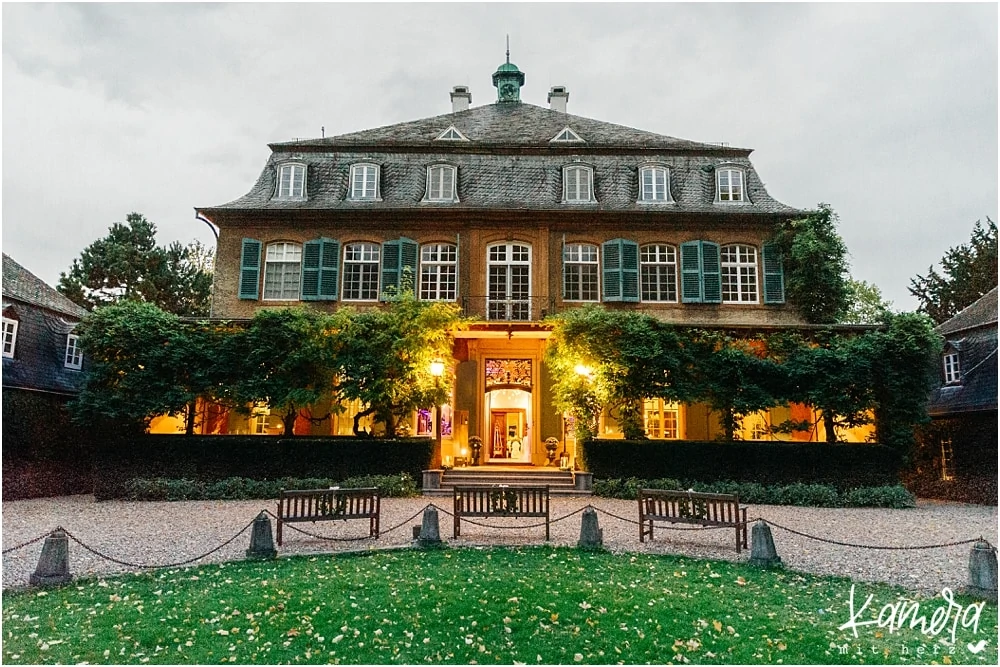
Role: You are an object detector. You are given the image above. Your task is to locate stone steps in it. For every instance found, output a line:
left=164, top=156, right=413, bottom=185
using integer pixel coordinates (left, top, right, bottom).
left=422, top=467, right=592, bottom=496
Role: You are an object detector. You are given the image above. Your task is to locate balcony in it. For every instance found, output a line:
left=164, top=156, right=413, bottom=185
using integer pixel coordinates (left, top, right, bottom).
left=460, top=296, right=556, bottom=322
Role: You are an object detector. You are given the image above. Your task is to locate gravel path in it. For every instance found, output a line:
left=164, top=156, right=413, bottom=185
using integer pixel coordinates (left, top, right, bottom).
left=3, top=495, right=996, bottom=594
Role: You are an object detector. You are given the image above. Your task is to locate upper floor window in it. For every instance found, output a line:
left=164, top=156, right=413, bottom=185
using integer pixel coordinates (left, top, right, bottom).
left=639, top=166, right=671, bottom=202
left=640, top=244, right=678, bottom=302
left=563, top=165, right=595, bottom=203
left=277, top=163, right=306, bottom=199
left=551, top=127, right=584, bottom=143
left=349, top=164, right=380, bottom=200
left=487, top=242, right=532, bottom=321
left=717, top=168, right=745, bottom=202
left=943, top=351, right=961, bottom=384
left=721, top=244, right=758, bottom=303
left=263, top=242, right=302, bottom=300
left=2, top=317, right=17, bottom=358
left=420, top=243, right=458, bottom=301
left=425, top=165, right=458, bottom=202
left=563, top=243, right=599, bottom=302
left=343, top=242, right=380, bottom=301
left=64, top=334, right=83, bottom=370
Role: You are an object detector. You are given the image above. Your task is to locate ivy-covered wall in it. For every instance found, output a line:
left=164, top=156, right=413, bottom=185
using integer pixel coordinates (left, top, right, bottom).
left=905, top=413, right=998, bottom=505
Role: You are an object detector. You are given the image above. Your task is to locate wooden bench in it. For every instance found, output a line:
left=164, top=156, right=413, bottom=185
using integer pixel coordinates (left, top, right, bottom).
left=638, top=489, right=748, bottom=553
left=276, top=487, right=380, bottom=546
left=453, top=485, right=550, bottom=540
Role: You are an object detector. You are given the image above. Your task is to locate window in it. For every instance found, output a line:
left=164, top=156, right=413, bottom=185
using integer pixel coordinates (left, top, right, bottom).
left=343, top=242, right=380, bottom=301
left=643, top=399, right=680, bottom=439
left=277, top=163, right=306, bottom=198
left=64, top=334, right=83, bottom=370
left=420, top=243, right=458, bottom=301
left=639, top=166, right=671, bottom=202
left=487, top=243, right=531, bottom=321
left=640, top=245, right=678, bottom=302
left=717, top=168, right=744, bottom=202
left=563, top=165, right=594, bottom=203
left=436, top=126, right=468, bottom=141
left=2, top=317, right=17, bottom=358
left=551, top=127, right=584, bottom=143
left=563, top=243, right=599, bottom=301
left=943, top=351, right=961, bottom=384
left=425, top=165, right=458, bottom=202
left=721, top=244, right=758, bottom=303
left=263, top=242, right=302, bottom=300
left=349, top=164, right=380, bottom=200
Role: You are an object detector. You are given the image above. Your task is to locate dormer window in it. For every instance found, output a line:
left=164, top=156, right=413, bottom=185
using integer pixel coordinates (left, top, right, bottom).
left=551, top=127, right=584, bottom=143
left=563, top=165, right=595, bottom=203
left=639, top=166, right=672, bottom=202
left=349, top=163, right=380, bottom=200
left=943, top=351, right=961, bottom=384
left=2, top=317, right=17, bottom=358
left=277, top=163, right=306, bottom=199
left=436, top=126, right=469, bottom=141
left=64, top=334, right=83, bottom=370
left=424, top=165, right=458, bottom=202
left=716, top=167, right=745, bottom=202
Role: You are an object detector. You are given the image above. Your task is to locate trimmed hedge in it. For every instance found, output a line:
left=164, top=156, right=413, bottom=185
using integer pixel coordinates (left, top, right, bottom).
left=582, top=439, right=902, bottom=490
left=593, top=477, right=916, bottom=508
left=123, top=473, right=420, bottom=501
left=94, top=435, right=434, bottom=500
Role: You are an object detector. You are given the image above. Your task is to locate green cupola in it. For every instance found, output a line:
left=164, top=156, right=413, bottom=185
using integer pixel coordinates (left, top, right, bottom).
left=492, top=45, right=525, bottom=103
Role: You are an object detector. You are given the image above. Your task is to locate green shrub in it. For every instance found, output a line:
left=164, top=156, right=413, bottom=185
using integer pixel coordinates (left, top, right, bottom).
left=770, top=482, right=841, bottom=507
left=842, top=485, right=916, bottom=508
left=122, top=473, right=419, bottom=501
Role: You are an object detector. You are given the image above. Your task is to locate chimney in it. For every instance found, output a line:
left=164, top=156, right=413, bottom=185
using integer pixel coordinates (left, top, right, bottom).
left=450, top=86, right=472, bottom=113
left=548, top=86, right=569, bottom=113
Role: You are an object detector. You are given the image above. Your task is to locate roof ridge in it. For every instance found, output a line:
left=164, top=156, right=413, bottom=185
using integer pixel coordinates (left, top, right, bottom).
left=2, top=253, right=89, bottom=318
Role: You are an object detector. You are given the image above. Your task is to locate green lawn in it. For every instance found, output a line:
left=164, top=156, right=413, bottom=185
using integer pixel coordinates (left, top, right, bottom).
left=2, top=547, right=996, bottom=665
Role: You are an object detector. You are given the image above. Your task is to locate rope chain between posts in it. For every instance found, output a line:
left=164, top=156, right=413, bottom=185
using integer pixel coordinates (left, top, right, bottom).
left=60, top=517, right=259, bottom=570
left=263, top=505, right=431, bottom=542
left=2, top=531, right=53, bottom=555
left=758, top=518, right=989, bottom=551
left=591, top=506, right=732, bottom=531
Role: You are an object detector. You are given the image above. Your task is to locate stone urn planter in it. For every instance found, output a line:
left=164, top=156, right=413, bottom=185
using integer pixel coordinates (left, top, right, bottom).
left=544, top=437, right=559, bottom=466
left=468, top=436, right=483, bottom=466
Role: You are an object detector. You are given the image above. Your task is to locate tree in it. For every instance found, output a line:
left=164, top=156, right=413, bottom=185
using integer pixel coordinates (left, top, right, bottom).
left=841, top=278, right=893, bottom=324
left=334, top=295, right=463, bottom=437
left=58, top=212, right=213, bottom=316
left=909, top=218, right=998, bottom=324
left=772, top=203, right=850, bottom=324
left=71, top=301, right=223, bottom=434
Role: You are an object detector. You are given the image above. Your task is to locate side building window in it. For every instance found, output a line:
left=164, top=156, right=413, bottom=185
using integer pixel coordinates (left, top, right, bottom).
left=64, top=334, right=83, bottom=370
left=276, top=163, right=306, bottom=199
left=640, top=244, right=677, bottom=302
left=349, top=164, right=380, bottom=200
left=2, top=317, right=18, bottom=358
left=639, top=166, right=671, bottom=202
left=943, top=351, right=961, bottom=384
left=721, top=244, right=758, bottom=303
left=343, top=242, right=381, bottom=301
left=420, top=243, right=458, bottom=301
left=563, top=243, right=599, bottom=302
left=263, top=242, right=302, bottom=300
left=716, top=167, right=745, bottom=202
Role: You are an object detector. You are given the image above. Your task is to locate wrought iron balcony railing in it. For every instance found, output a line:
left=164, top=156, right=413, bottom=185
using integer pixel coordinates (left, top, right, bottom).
left=460, top=296, right=557, bottom=322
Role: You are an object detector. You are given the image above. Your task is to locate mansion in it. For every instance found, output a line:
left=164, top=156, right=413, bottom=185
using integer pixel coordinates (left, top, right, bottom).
left=176, top=56, right=875, bottom=462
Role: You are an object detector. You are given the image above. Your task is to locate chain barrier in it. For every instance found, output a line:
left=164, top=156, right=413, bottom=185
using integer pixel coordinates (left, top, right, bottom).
left=60, top=516, right=259, bottom=570
left=2, top=531, right=53, bottom=555
left=758, top=519, right=988, bottom=551
left=263, top=505, right=431, bottom=543
left=426, top=503, right=592, bottom=532
left=590, top=506, right=732, bottom=531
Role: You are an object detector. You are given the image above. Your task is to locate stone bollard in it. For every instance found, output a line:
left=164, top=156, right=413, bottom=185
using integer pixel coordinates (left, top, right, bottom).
left=577, top=507, right=603, bottom=550
left=967, top=540, right=998, bottom=600
left=246, top=512, right=277, bottom=560
left=30, top=528, right=72, bottom=587
left=416, top=506, right=443, bottom=548
left=748, top=521, right=782, bottom=569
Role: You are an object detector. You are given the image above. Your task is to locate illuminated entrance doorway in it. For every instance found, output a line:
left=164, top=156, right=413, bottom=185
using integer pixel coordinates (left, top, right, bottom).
left=484, top=358, right=533, bottom=463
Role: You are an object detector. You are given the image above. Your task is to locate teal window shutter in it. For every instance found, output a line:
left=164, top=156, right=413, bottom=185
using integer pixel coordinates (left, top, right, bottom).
left=680, top=241, right=703, bottom=303
left=239, top=238, right=262, bottom=300
left=701, top=241, right=722, bottom=303
left=319, top=238, right=340, bottom=300
left=620, top=240, right=640, bottom=302
left=762, top=242, right=785, bottom=304
left=601, top=239, right=622, bottom=302
left=380, top=239, right=401, bottom=300
left=399, top=237, right=418, bottom=294
left=301, top=240, right=321, bottom=300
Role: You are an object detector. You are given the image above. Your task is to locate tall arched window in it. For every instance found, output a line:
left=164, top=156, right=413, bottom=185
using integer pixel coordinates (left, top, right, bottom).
left=263, top=242, right=302, bottom=300
left=721, top=244, right=758, bottom=303
left=487, top=242, right=532, bottom=320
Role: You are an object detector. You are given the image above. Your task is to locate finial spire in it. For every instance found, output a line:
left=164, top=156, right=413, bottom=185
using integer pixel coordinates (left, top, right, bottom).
left=506, top=35, right=510, bottom=63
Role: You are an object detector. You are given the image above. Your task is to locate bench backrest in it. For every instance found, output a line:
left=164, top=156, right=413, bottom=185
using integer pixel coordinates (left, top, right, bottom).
left=639, top=489, right=741, bottom=525
left=279, top=487, right=380, bottom=520
left=453, top=485, right=549, bottom=517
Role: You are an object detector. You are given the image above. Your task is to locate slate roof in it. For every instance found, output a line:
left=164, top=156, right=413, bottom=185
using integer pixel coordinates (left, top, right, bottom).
left=3, top=254, right=87, bottom=395
left=927, top=287, right=999, bottom=417
left=201, top=103, right=802, bottom=217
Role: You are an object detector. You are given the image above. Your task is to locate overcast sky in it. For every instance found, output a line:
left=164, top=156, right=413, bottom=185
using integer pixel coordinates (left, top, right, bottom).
left=3, top=2, right=996, bottom=310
